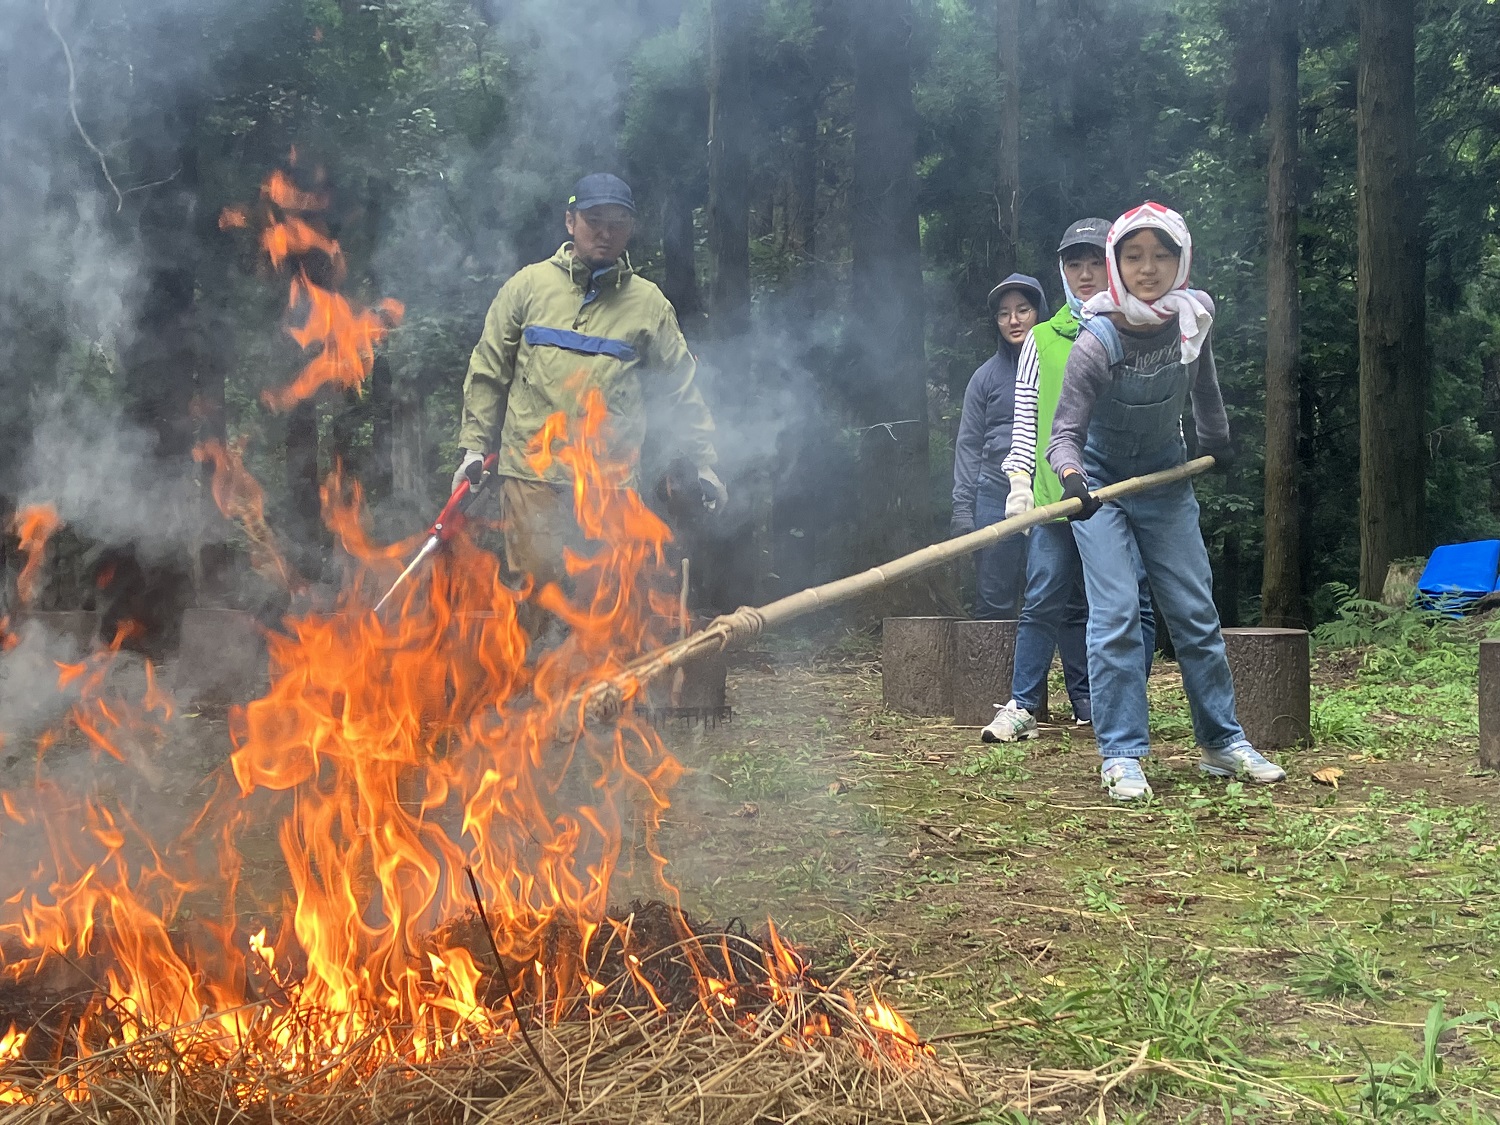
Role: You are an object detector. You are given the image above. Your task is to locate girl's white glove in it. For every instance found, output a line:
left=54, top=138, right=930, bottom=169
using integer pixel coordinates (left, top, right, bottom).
left=1005, top=472, right=1035, bottom=520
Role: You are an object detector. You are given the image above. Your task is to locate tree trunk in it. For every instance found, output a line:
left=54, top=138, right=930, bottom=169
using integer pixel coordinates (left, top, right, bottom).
left=1047, top=0, right=1083, bottom=228
left=1482, top=353, right=1500, bottom=517
left=391, top=387, right=428, bottom=509
left=662, top=188, right=702, bottom=331
left=1260, top=0, right=1304, bottom=627
left=881, top=616, right=957, bottom=716
left=851, top=0, right=930, bottom=557
left=789, top=100, right=818, bottom=302
left=108, top=107, right=203, bottom=654
left=707, top=0, right=753, bottom=343
left=996, top=0, right=1021, bottom=276
left=1219, top=529, right=1242, bottom=628
left=329, top=389, right=365, bottom=486
left=369, top=354, right=394, bottom=499
left=1356, top=0, right=1427, bottom=600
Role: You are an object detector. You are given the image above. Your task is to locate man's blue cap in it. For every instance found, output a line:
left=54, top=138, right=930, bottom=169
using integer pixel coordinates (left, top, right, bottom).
left=567, top=173, right=636, bottom=214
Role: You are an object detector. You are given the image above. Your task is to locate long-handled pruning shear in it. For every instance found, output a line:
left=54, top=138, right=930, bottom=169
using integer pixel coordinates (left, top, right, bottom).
left=373, top=453, right=499, bottom=614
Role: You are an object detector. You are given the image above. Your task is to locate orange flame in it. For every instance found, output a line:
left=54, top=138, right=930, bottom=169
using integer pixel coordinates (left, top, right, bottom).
left=862, top=994, right=933, bottom=1063
left=220, top=157, right=404, bottom=413
left=0, top=168, right=928, bottom=1102
left=12, top=504, right=62, bottom=606
left=193, top=438, right=300, bottom=591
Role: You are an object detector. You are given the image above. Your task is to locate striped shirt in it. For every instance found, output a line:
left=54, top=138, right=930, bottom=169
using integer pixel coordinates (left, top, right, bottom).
left=999, top=333, right=1043, bottom=479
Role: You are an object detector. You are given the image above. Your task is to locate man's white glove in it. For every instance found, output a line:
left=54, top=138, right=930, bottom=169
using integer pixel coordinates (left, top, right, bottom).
left=698, top=466, right=728, bottom=513
left=452, top=449, right=486, bottom=496
left=1005, top=472, right=1035, bottom=520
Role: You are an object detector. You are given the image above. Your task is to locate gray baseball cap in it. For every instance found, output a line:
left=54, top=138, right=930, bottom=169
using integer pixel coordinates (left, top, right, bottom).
left=1058, top=217, right=1111, bottom=253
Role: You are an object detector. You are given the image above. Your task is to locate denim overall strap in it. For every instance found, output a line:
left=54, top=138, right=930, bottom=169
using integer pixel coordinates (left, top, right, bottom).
left=1083, top=319, right=1192, bottom=461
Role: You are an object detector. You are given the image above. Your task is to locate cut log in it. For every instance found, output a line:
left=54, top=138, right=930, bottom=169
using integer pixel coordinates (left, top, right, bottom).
left=8, top=610, right=99, bottom=656
left=949, top=619, right=1051, bottom=727
left=881, top=617, right=956, bottom=716
left=1480, top=639, right=1500, bottom=772
left=644, top=617, right=727, bottom=717
left=1222, top=627, right=1310, bottom=751
left=174, top=608, right=268, bottom=704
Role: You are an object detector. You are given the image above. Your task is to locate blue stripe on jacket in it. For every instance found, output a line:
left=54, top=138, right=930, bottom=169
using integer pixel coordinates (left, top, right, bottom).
left=523, top=325, right=638, bottom=362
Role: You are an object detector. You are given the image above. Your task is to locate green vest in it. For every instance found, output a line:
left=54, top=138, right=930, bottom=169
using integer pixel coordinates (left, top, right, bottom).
left=1029, top=306, right=1083, bottom=507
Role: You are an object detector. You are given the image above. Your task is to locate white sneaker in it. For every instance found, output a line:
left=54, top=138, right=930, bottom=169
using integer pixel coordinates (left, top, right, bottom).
left=1198, top=740, right=1286, bottom=784
left=1101, top=757, right=1152, bottom=801
left=981, top=701, right=1038, bottom=743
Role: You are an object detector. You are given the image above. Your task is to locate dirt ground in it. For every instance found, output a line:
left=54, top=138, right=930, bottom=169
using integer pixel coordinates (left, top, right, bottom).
left=642, top=636, right=1500, bottom=1120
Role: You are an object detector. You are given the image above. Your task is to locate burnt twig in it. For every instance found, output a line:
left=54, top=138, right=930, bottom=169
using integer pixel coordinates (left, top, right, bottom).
left=463, top=864, right=572, bottom=1111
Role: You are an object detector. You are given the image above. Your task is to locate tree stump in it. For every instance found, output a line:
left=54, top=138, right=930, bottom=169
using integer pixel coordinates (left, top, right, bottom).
left=644, top=616, right=728, bottom=718
left=174, top=608, right=268, bottom=704
left=949, top=619, right=1052, bottom=727
left=881, top=617, right=956, bottom=716
left=9, top=610, right=99, bottom=656
left=1479, top=639, right=1500, bottom=772
left=1222, top=627, right=1310, bottom=751
left=1381, top=557, right=1426, bottom=609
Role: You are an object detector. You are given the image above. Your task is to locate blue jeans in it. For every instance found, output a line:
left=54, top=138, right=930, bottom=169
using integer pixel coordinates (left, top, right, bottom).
left=973, top=475, right=1027, bottom=620
left=1010, top=521, right=1156, bottom=719
left=1070, top=441, right=1244, bottom=760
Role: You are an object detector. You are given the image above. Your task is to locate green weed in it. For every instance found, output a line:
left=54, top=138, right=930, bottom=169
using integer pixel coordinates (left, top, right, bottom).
left=1074, top=871, right=1127, bottom=918
left=1311, top=584, right=1482, bottom=747
left=950, top=743, right=1029, bottom=782
left=1028, top=948, right=1257, bottom=1069
left=1312, top=583, right=1450, bottom=652
left=714, top=749, right=797, bottom=799
left=1358, top=1001, right=1496, bottom=1119
left=1311, top=696, right=1377, bottom=748
left=1290, top=933, right=1392, bottom=1002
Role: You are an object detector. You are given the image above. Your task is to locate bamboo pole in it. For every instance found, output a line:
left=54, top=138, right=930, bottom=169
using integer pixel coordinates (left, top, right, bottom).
left=574, top=457, right=1214, bottom=721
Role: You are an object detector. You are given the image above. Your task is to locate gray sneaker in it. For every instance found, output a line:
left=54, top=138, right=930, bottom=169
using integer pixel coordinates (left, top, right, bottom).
left=981, top=701, right=1038, bottom=743
left=1101, top=757, right=1152, bottom=801
left=1198, top=740, right=1286, bottom=784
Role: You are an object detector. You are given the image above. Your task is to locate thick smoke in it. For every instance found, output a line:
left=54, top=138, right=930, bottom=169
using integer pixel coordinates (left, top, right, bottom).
left=1, top=0, right=853, bottom=634
left=0, top=0, right=249, bottom=750
left=21, top=396, right=205, bottom=562
left=374, top=0, right=661, bottom=345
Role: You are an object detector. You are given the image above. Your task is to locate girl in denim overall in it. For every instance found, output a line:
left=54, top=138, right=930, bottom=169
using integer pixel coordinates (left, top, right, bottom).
left=1044, top=203, right=1287, bottom=801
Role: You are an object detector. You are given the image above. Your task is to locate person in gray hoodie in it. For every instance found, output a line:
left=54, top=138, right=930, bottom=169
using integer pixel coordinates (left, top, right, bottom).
left=951, top=273, right=1047, bottom=619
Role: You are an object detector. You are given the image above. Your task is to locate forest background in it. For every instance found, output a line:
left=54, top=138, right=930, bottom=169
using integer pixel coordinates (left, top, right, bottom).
left=2, top=0, right=1497, bottom=635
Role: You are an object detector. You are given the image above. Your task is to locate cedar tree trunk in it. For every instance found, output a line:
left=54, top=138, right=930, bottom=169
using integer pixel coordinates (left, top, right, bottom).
left=1260, top=0, right=1305, bottom=626
left=1356, top=0, right=1427, bottom=599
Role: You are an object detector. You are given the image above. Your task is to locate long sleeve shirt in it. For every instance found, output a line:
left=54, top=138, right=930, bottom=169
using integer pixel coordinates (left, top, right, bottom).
left=1045, top=309, right=1230, bottom=480
left=1000, top=334, right=1042, bottom=479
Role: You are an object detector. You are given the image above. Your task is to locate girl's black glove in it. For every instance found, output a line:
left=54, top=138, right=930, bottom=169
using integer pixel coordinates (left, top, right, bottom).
left=1201, top=438, right=1236, bottom=472
left=1061, top=473, right=1102, bottom=522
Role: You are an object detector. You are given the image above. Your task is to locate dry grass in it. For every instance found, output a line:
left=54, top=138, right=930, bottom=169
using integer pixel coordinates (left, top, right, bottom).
left=0, top=992, right=1125, bottom=1125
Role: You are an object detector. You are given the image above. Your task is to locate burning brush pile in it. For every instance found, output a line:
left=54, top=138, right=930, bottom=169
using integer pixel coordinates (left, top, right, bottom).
left=0, top=161, right=978, bottom=1123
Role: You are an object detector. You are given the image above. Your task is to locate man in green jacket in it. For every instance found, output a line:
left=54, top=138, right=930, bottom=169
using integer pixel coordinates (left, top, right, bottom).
left=453, top=173, right=725, bottom=591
